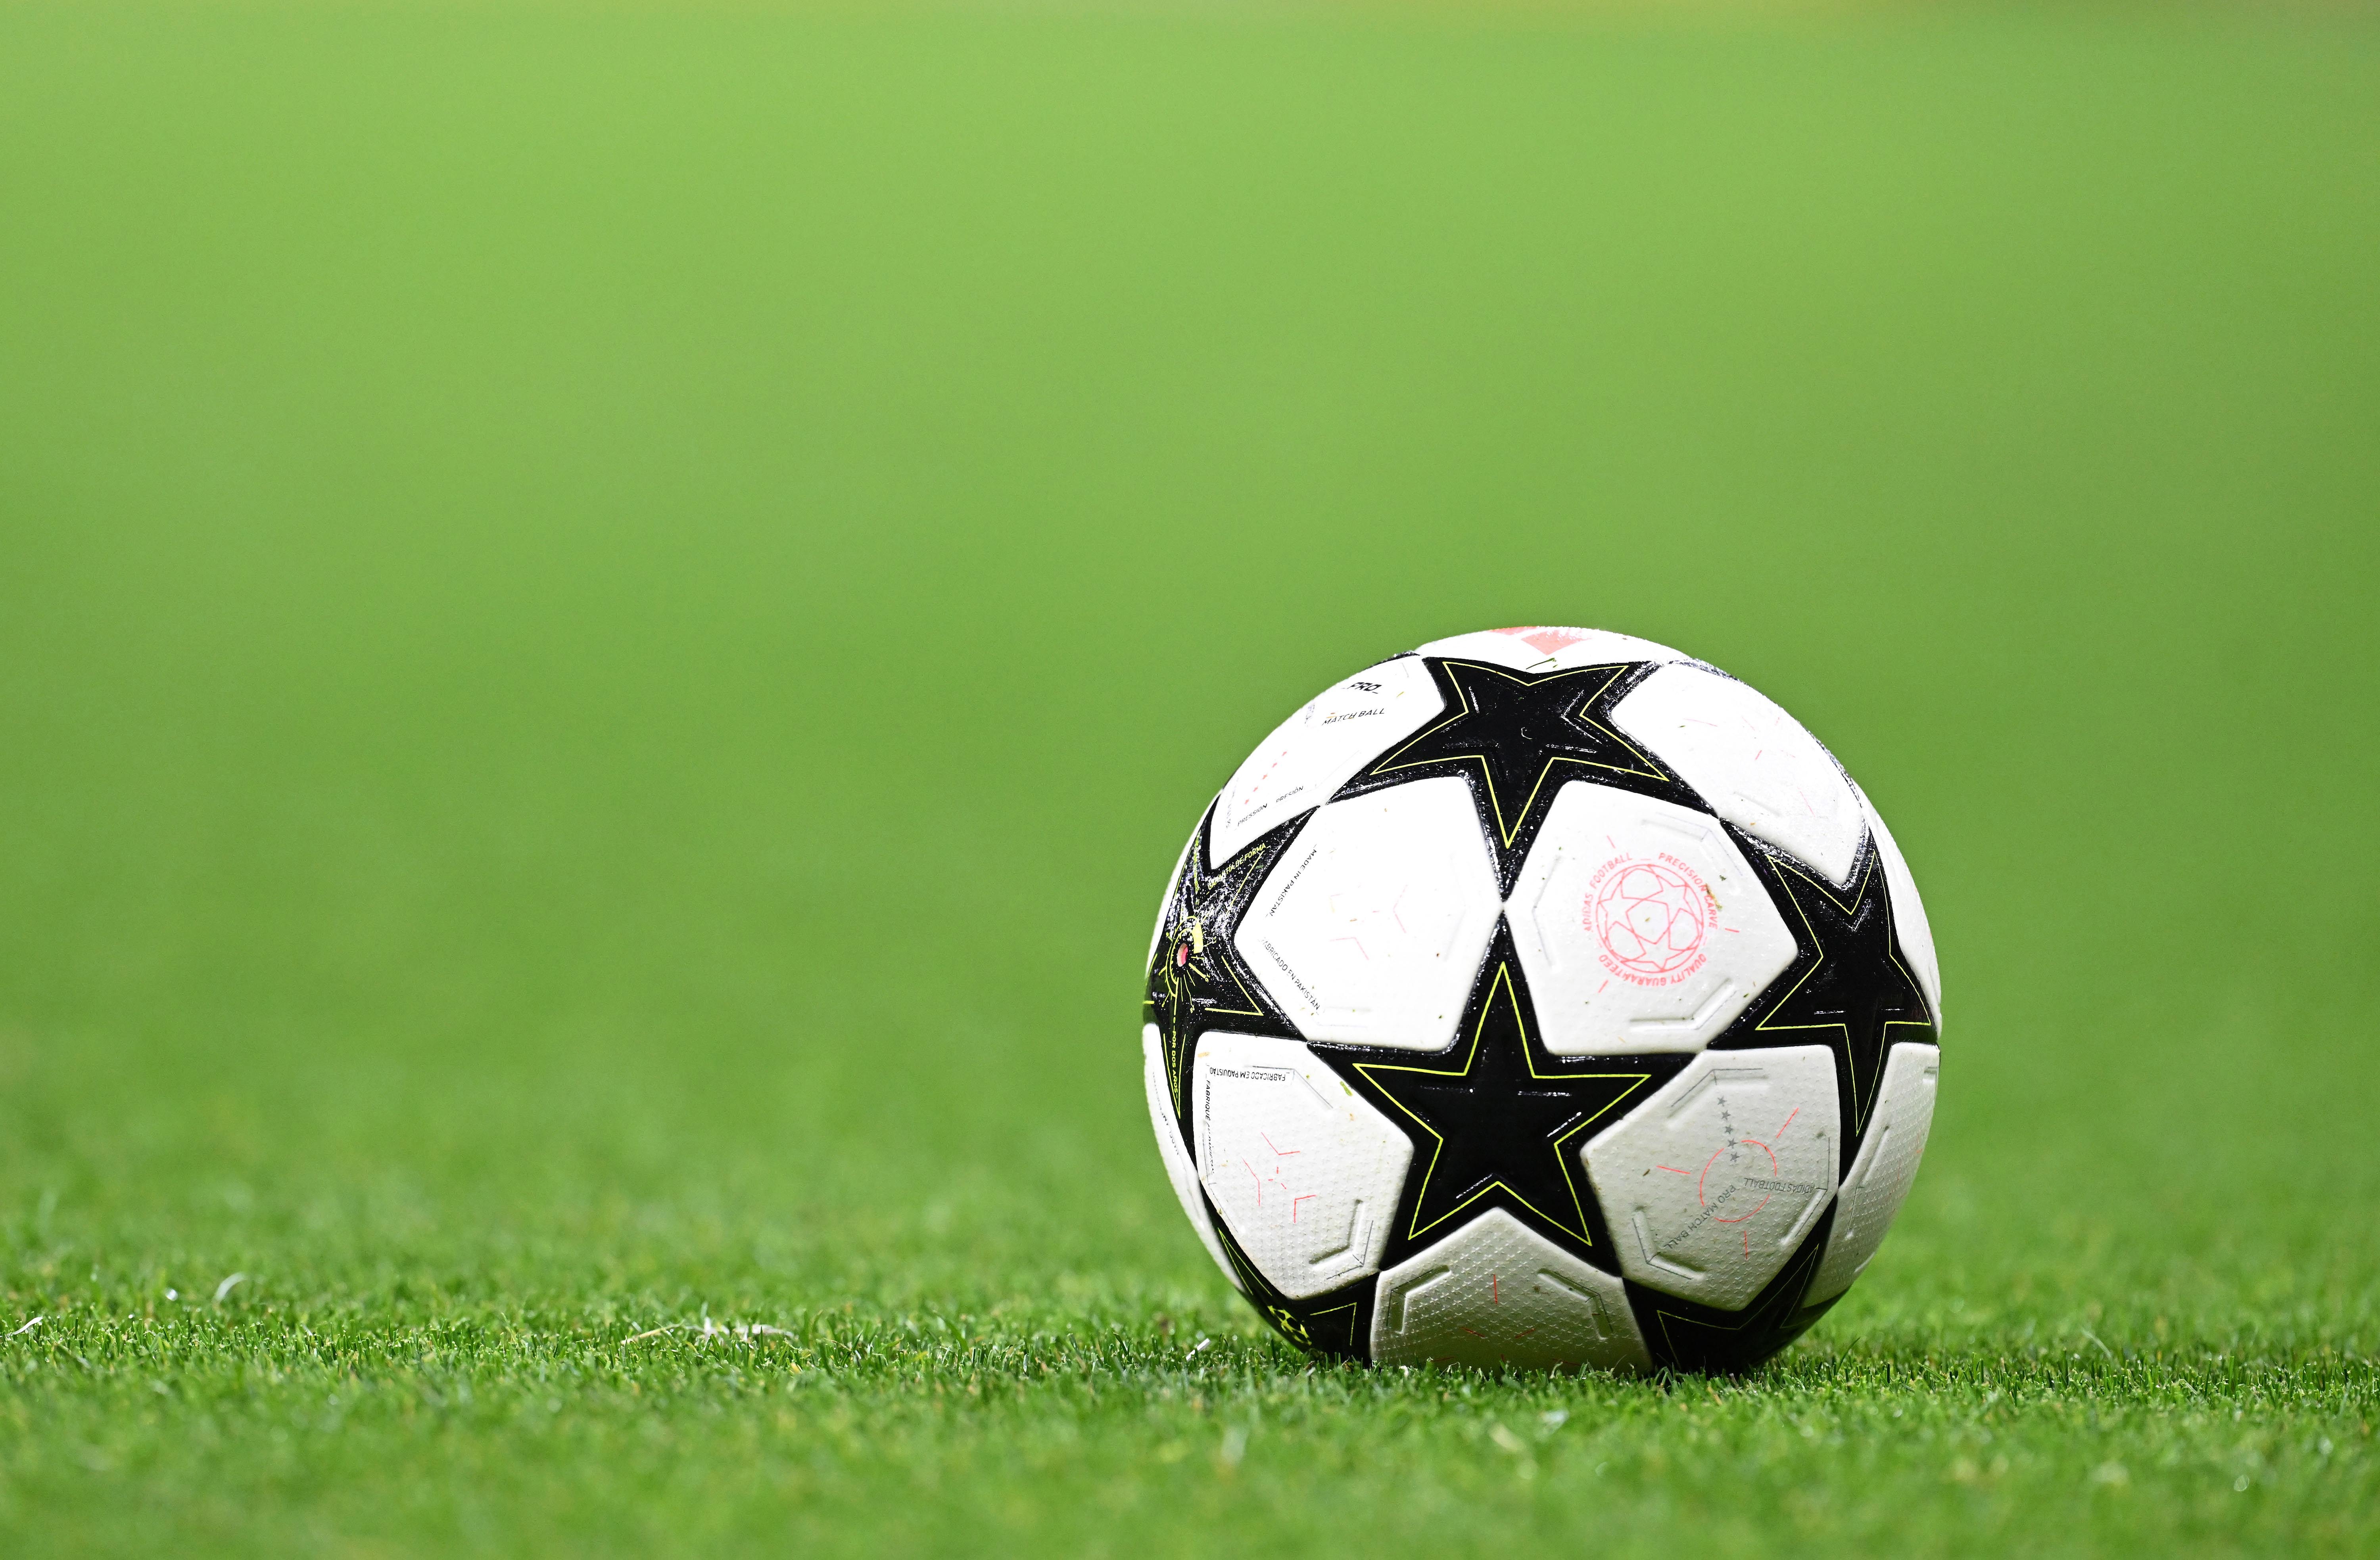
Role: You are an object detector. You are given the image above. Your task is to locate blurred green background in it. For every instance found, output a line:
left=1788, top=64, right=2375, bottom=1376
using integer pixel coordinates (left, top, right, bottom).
left=1, top=2, right=2375, bottom=1554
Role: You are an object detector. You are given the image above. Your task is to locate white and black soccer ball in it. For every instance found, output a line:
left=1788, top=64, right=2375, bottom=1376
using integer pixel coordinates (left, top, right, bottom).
left=1142, top=627, right=1942, bottom=1374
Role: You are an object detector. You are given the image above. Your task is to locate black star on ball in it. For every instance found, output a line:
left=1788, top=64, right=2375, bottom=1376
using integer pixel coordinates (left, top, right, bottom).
left=1748, top=843, right=1936, bottom=1150
left=1356, top=659, right=1673, bottom=892
left=1351, top=959, right=1656, bottom=1247
left=1144, top=808, right=1302, bottom=1114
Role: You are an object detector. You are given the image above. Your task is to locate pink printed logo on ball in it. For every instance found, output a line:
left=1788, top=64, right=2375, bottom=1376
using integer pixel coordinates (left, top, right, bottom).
left=1585, top=853, right=1718, bottom=987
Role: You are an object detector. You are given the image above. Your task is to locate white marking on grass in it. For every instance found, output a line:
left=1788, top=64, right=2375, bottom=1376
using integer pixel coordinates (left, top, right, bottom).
left=626, top=1318, right=795, bottom=1345
left=213, top=1273, right=248, bottom=1304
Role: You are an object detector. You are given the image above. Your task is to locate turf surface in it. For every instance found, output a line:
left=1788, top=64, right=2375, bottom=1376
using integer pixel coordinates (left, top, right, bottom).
left=2, top=3, right=2377, bottom=1554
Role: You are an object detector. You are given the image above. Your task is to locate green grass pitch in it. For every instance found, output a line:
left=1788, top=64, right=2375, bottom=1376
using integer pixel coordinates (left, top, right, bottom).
left=1, top=3, right=2376, bottom=1554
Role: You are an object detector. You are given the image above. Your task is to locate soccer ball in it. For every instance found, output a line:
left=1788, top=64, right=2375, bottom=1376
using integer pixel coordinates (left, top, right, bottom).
left=1141, top=627, right=1942, bottom=1374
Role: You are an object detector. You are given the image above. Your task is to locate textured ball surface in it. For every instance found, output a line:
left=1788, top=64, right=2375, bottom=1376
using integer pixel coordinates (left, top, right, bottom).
left=1141, top=627, right=1942, bottom=1374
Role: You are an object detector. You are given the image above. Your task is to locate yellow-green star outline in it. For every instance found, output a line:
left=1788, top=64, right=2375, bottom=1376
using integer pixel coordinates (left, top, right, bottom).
left=1368, top=660, right=1670, bottom=847
left=1355, top=961, right=1653, bottom=1246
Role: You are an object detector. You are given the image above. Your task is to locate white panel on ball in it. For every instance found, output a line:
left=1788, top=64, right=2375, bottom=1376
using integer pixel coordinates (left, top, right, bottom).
left=1141, top=1025, right=1242, bottom=1293
left=1369, top=1209, right=1651, bottom=1374
left=1234, top=776, right=1499, bottom=1052
left=1191, top=1032, right=1413, bottom=1300
left=1851, top=780, right=1942, bottom=1029
left=1414, top=625, right=1691, bottom=675
left=1584, top=1046, right=1839, bottom=1311
left=1804, top=1043, right=1939, bottom=1304
left=1207, top=655, right=1444, bottom=868
left=1507, top=782, right=1796, bottom=1056
left=1611, top=665, right=1865, bottom=886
